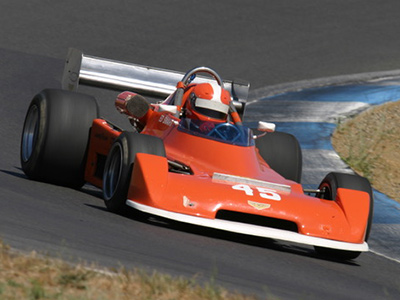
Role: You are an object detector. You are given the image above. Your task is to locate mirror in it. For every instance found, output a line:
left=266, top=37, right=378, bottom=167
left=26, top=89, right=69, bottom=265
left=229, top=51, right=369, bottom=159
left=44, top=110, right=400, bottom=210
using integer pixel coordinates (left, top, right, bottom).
left=257, top=121, right=276, bottom=133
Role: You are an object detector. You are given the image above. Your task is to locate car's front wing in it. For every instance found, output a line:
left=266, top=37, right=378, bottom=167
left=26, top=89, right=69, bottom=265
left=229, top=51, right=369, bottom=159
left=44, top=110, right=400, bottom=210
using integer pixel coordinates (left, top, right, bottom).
left=126, top=200, right=368, bottom=252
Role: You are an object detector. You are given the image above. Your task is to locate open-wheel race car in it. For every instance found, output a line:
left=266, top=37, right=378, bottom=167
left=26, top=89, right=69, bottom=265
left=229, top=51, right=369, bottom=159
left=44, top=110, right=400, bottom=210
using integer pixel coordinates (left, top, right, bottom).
left=20, top=49, right=373, bottom=260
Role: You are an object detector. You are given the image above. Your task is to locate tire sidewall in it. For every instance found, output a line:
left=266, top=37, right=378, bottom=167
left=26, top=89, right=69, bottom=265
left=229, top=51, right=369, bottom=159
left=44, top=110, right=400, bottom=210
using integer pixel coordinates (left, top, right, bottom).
left=103, top=132, right=166, bottom=213
left=21, top=94, right=48, bottom=179
left=20, top=89, right=99, bottom=187
left=318, top=172, right=374, bottom=241
left=103, top=133, right=136, bottom=212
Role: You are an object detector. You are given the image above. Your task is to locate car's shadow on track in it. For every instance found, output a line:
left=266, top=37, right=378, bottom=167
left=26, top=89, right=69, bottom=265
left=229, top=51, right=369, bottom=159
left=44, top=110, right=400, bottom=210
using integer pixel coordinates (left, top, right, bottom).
left=5, top=170, right=361, bottom=266
left=84, top=196, right=360, bottom=266
left=1, top=168, right=28, bottom=179
left=149, top=214, right=361, bottom=266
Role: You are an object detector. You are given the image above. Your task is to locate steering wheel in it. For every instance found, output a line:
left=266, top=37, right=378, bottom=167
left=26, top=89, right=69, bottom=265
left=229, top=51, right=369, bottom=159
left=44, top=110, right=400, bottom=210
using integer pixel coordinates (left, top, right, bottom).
left=207, top=123, right=241, bottom=142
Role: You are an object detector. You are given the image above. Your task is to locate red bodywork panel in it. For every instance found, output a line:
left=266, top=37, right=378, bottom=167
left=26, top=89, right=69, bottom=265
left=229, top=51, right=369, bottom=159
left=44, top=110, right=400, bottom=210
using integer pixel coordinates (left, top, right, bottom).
left=84, top=119, right=121, bottom=188
left=84, top=112, right=370, bottom=245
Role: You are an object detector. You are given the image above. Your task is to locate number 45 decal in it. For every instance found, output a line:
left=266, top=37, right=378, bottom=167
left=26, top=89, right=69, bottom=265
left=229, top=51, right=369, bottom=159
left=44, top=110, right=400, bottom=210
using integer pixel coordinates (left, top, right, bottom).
left=232, top=184, right=282, bottom=201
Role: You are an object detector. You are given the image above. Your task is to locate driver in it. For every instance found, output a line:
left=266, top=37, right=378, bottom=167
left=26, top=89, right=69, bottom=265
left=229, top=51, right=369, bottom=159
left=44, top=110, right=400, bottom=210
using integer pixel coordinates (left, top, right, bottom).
left=181, top=82, right=231, bottom=133
left=115, top=74, right=242, bottom=133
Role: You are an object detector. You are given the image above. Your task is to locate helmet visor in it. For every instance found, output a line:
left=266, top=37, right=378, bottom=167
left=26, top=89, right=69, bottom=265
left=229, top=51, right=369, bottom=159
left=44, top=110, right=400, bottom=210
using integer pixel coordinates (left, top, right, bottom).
left=194, top=98, right=229, bottom=120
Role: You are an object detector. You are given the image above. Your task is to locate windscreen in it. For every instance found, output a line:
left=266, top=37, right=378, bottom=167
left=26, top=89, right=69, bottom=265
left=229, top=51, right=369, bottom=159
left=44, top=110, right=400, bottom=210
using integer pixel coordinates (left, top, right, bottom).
left=178, top=119, right=254, bottom=147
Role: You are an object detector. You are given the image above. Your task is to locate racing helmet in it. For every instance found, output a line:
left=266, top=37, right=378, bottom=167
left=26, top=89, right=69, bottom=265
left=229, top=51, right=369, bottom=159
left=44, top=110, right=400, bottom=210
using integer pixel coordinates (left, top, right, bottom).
left=183, top=82, right=231, bottom=122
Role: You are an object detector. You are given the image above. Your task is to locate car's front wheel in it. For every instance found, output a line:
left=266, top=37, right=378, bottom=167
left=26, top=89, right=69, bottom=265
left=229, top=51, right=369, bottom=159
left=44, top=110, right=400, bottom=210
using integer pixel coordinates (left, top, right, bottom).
left=314, top=172, right=374, bottom=260
left=103, top=132, right=166, bottom=214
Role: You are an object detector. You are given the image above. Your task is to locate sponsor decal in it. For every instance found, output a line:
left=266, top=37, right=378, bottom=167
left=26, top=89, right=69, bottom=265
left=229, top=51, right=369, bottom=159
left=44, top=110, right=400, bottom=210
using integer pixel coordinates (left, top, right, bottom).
left=183, top=195, right=196, bottom=208
left=248, top=201, right=271, bottom=210
left=94, top=132, right=108, bottom=141
left=158, top=114, right=173, bottom=126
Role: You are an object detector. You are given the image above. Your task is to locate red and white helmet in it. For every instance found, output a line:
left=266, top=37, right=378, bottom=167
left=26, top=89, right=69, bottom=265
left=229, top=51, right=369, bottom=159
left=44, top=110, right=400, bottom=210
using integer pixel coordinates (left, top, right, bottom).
left=183, top=82, right=231, bottom=122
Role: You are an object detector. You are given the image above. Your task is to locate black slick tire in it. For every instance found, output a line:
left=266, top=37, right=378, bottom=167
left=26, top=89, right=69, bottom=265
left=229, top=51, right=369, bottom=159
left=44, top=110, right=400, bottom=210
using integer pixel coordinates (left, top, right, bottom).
left=315, top=172, right=374, bottom=260
left=255, top=131, right=302, bottom=183
left=102, top=132, right=166, bottom=214
left=20, top=89, right=99, bottom=188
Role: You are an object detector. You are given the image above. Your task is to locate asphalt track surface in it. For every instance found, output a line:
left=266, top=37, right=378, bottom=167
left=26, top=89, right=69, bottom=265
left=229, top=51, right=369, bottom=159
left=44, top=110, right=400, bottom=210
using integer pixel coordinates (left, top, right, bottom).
left=1, top=1, right=400, bottom=299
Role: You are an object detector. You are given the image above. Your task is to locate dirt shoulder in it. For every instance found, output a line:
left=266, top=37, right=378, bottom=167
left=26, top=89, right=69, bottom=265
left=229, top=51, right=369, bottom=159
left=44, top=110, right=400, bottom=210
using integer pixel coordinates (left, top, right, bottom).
left=332, top=100, right=400, bottom=202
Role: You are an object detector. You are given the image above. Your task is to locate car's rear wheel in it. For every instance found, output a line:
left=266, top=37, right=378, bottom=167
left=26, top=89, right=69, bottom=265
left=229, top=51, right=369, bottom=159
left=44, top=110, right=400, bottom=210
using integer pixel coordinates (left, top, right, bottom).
left=314, top=172, right=374, bottom=260
left=103, top=132, right=166, bottom=214
left=255, top=131, right=302, bottom=183
left=20, top=89, right=99, bottom=188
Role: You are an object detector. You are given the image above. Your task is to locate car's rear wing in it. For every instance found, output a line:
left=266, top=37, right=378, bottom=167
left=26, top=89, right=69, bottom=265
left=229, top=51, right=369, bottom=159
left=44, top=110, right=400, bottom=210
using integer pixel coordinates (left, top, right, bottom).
left=61, top=48, right=250, bottom=113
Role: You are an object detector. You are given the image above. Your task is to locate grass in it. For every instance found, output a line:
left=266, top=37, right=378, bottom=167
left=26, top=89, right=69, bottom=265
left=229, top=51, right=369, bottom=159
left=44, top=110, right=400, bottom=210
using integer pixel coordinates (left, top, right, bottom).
left=332, top=100, right=400, bottom=202
left=0, top=241, right=258, bottom=300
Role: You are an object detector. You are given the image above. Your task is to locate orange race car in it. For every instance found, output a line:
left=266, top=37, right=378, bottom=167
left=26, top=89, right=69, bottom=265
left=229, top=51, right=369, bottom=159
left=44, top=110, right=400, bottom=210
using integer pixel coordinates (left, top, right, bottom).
left=20, top=49, right=373, bottom=260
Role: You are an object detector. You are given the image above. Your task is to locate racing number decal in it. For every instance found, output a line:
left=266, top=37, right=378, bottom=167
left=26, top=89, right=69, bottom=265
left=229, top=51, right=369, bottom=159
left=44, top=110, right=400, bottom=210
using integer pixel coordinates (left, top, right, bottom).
left=257, top=187, right=281, bottom=201
left=232, top=184, right=282, bottom=201
left=232, top=184, right=254, bottom=196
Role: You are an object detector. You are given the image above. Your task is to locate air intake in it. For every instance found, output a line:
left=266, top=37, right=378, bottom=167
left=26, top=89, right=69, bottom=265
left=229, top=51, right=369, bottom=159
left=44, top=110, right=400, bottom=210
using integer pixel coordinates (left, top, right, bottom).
left=216, top=210, right=298, bottom=233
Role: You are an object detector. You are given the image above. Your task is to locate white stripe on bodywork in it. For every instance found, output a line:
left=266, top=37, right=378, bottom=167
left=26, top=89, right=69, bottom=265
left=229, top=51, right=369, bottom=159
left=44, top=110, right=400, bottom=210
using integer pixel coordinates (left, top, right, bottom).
left=126, top=200, right=368, bottom=252
left=212, top=172, right=292, bottom=194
